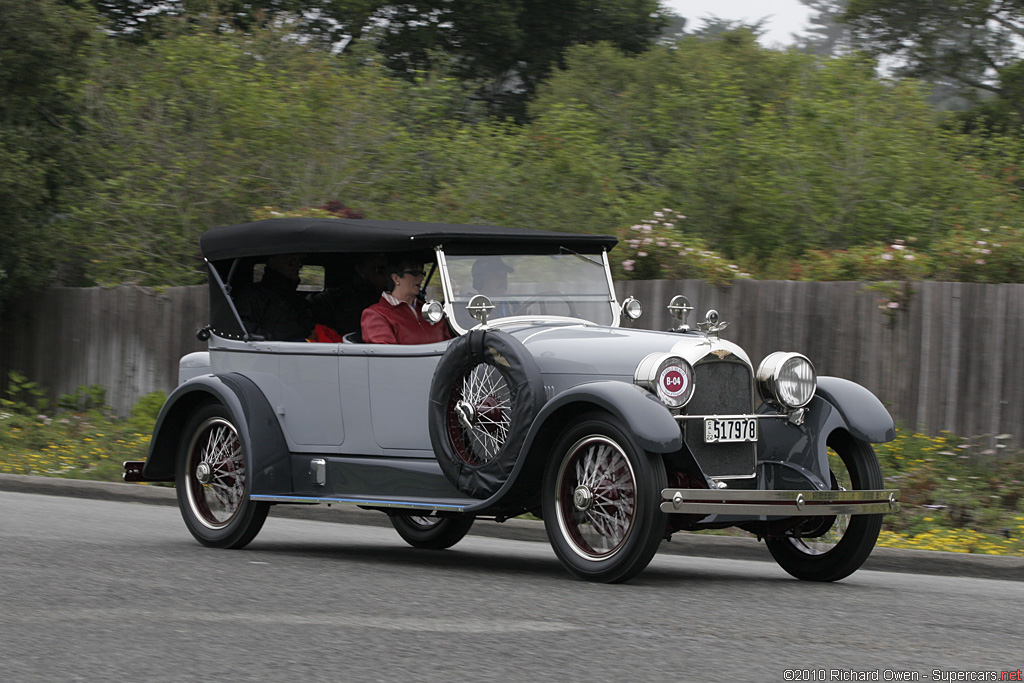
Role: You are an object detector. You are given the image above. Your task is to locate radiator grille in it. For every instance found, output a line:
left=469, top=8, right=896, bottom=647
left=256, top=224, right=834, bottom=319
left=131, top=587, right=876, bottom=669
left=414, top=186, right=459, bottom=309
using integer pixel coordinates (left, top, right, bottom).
left=683, top=358, right=756, bottom=478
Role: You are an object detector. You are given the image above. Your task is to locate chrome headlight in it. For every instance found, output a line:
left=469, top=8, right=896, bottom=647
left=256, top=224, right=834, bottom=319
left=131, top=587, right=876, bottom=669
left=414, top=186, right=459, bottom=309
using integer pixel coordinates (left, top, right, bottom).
left=421, top=299, right=445, bottom=324
left=757, top=352, right=816, bottom=410
left=635, top=353, right=695, bottom=409
left=621, top=296, right=643, bottom=321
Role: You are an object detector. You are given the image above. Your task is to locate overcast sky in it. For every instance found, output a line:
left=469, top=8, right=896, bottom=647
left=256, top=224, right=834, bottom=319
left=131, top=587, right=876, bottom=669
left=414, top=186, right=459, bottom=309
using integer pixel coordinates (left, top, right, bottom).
left=662, top=0, right=814, bottom=47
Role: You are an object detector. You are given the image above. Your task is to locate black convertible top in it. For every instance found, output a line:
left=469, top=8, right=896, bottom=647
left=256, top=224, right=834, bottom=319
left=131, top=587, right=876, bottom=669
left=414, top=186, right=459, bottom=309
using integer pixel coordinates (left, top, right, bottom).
left=200, top=217, right=618, bottom=261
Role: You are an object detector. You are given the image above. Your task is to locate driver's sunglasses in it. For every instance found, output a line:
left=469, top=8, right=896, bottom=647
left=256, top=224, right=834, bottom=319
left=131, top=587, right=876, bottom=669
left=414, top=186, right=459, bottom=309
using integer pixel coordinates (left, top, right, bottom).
left=402, top=269, right=425, bottom=277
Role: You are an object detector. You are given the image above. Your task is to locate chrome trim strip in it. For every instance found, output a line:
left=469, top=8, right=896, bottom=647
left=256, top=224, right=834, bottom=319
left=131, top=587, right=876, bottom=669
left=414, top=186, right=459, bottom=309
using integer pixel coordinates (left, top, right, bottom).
left=250, top=494, right=471, bottom=512
left=660, top=488, right=900, bottom=516
left=601, top=250, right=622, bottom=328
left=674, top=413, right=789, bottom=421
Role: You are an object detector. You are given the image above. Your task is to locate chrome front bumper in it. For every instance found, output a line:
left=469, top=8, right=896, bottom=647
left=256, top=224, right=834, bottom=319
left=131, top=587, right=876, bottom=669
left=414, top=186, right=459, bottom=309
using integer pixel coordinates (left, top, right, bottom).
left=660, top=488, right=900, bottom=516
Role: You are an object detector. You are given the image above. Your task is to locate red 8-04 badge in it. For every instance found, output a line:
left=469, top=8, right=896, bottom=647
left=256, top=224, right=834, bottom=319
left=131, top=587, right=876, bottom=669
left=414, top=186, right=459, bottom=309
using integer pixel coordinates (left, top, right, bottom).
left=659, top=365, right=688, bottom=398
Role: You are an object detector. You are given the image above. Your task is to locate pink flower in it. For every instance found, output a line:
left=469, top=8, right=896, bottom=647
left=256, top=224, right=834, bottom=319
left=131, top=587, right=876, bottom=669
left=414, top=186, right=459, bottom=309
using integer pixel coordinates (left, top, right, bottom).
left=975, top=259, right=986, bottom=265
left=623, top=260, right=635, bottom=271
left=887, top=302, right=899, bottom=309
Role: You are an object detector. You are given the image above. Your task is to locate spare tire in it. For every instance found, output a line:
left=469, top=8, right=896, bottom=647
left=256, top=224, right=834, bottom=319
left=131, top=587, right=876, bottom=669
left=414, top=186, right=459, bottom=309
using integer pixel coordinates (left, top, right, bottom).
left=429, top=329, right=544, bottom=498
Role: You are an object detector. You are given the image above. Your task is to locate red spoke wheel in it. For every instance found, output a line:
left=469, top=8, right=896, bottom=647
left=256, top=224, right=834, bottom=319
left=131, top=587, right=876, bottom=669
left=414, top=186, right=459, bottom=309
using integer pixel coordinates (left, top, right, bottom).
left=542, top=411, right=666, bottom=583
left=176, top=403, right=268, bottom=549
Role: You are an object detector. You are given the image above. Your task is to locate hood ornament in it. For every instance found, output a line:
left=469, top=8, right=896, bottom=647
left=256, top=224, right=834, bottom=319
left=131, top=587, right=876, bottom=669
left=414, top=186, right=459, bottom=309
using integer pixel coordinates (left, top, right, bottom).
left=698, top=309, right=730, bottom=340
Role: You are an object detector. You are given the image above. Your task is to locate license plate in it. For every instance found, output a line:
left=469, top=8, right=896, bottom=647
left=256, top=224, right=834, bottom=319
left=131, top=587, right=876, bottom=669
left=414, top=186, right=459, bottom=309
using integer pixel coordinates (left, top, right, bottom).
left=704, top=416, right=758, bottom=443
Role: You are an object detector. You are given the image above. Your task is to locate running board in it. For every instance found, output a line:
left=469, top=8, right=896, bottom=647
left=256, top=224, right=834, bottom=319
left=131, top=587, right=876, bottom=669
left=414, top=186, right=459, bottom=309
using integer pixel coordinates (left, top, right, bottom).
left=250, top=493, right=475, bottom=513
left=660, top=488, right=900, bottom=516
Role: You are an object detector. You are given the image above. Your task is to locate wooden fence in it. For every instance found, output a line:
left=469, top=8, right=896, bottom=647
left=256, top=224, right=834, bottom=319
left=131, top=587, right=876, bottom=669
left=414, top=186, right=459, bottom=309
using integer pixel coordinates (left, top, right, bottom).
left=1, top=280, right=1022, bottom=446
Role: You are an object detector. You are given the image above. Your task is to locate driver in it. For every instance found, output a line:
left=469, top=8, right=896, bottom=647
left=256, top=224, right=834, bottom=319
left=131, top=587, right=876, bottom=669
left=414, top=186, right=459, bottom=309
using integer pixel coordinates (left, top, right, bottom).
left=361, top=255, right=451, bottom=345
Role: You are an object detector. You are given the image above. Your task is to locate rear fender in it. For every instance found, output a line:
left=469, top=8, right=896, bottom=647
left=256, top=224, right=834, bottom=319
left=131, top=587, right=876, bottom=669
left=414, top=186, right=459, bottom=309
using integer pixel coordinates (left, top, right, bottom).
left=142, top=373, right=291, bottom=495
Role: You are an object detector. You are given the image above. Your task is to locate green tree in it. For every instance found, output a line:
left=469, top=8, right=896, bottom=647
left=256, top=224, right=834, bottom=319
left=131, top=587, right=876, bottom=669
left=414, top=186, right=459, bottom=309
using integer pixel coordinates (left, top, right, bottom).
left=844, top=1, right=1024, bottom=127
left=794, top=0, right=850, bottom=56
left=530, top=33, right=1024, bottom=261
left=0, top=0, right=99, bottom=309
left=79, top=0, right=667, bottom=120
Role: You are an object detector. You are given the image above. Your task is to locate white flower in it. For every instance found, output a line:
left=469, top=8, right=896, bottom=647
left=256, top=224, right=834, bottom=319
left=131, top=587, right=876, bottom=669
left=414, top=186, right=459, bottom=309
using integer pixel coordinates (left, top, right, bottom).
left=977, top=240, right=987, bottom=246
left=976, top=259, right=986, bottom=265
left=663, top=223, right=674, bottom=228
left=637, top=251, right=648, bottom=257
left=887, top=301, right=900, bottom=309
left=892, top=244, right=906, bottom=250
left=881, top=253, right=894, bottom=261
left=980, top=248, right=991, bottom=255
left=623, top=260, right=635, bottom=271
left=653, top=211, right=664, bottom=218
left=904, top=254, right=915, bottom=260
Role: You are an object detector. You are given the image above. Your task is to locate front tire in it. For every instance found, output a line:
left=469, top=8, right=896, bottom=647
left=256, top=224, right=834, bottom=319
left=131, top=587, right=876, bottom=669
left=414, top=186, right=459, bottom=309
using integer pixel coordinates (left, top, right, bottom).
left=542, top=412, right=667, bottom=583
left=175, top=403, right=269, bottom=549
left=765, top=432, right=884, bottom=582
left=389, top=512, right=476, bottom=550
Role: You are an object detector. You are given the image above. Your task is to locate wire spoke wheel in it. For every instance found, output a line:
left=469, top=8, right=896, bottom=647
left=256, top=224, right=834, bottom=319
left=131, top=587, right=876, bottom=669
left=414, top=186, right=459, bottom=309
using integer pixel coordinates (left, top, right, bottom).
left=389, top=511, right=476, bottom=550
left=185, top=417, right=246, bottom=529
left=446, top=363, right=512, bottom=466
left=766, top=432, right=884, bottom=582
left=556, top=436, right=637, bottom=559
left=542, top=412, right=666, bottom=583
left=175, top=403, right=268, bottom=549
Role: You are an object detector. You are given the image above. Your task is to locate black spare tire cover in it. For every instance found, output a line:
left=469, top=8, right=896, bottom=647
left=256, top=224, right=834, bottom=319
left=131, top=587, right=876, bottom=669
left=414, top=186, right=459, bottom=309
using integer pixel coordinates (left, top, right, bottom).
left=429, top=329, right=544, bottom=499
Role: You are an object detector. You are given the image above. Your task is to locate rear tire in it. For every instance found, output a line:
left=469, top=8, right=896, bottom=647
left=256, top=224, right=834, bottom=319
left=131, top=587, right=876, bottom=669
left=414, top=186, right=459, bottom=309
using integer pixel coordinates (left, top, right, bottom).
left=176, top=403, right=269, bottom=549
left=765, top=432, right=883, bottom=582
left=542, top=412, right=667, bottom=583
left=389, top=512, right=476, bottom=550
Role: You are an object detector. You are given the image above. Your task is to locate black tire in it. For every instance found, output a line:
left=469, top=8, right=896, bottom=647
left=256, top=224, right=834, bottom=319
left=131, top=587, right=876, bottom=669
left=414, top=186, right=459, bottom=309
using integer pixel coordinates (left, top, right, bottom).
left=429, top=329, right=544, bottom=499
left=765, top=431, right=884, bottom=582
left=541, top=412, right=667, bottom=583
left=389, top=512, right=476, bottom=550
left=175, top=403, right=269, bottom=549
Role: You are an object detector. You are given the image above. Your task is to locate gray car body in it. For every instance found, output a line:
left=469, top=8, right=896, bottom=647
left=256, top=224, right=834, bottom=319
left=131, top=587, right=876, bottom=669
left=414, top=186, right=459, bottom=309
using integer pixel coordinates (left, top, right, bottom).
left=145, top=317, right=894, bottom=522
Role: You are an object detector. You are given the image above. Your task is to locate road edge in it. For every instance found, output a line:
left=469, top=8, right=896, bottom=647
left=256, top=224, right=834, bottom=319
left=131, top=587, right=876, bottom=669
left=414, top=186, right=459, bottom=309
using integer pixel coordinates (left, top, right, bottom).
left=2, top=473, right=1021, bottom=581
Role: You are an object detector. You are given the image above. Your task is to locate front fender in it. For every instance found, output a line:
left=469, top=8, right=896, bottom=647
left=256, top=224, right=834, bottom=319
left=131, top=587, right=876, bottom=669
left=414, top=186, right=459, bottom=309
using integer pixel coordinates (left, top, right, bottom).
left=526, top=381, right=682, bottom=454
left=816, top=376, right=895, bottom=443
left=756, top=377, right=893, bottom=491
left=142, top=373, right=291, bottom=495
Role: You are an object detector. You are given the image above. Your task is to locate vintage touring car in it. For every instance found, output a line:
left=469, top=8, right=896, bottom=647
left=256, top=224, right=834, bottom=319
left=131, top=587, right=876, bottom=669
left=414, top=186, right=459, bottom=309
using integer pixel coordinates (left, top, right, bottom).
left=125, top=217, right=899, bottom=583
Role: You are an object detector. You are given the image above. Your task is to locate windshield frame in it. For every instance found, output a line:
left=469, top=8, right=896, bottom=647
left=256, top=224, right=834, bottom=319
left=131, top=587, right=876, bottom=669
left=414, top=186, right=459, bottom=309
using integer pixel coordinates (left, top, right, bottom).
left=435, top=247, right=622, bottom=335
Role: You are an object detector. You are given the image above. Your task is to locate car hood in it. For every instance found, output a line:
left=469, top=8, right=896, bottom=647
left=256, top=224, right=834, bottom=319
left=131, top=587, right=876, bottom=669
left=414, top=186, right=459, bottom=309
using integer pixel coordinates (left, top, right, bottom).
left=498, top=321, right=752, bottom=377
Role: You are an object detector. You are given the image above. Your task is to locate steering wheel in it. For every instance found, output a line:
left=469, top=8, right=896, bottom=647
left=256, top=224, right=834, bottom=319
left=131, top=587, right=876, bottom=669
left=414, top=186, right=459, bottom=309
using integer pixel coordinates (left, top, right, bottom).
left=513, top=291, right=578, bottom=317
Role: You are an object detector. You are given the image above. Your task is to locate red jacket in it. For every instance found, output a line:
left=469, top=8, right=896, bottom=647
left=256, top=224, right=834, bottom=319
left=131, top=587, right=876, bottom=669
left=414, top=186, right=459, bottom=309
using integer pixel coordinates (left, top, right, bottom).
left=361, top=293, right=451, bottom=345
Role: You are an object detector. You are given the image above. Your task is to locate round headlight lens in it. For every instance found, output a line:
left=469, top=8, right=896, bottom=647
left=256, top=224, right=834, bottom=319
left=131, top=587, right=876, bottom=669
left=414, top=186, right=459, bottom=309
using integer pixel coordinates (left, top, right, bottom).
left=757, top=352, right=816, bottom=409
left=421, top=299, right=445, bottom=324
left=622, top=296, right=643, bottom=321
left=635, top=353, right=694, bottom=408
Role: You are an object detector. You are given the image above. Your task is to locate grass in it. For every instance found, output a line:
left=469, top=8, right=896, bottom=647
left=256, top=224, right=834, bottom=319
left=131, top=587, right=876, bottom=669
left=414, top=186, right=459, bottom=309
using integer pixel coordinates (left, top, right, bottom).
left=1, top=380, right=1022, bottom=557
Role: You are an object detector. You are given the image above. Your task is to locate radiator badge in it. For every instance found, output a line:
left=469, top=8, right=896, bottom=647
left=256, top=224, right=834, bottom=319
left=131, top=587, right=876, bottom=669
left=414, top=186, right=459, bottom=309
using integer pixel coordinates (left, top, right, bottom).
left=711, top=349, right=732, bottom=359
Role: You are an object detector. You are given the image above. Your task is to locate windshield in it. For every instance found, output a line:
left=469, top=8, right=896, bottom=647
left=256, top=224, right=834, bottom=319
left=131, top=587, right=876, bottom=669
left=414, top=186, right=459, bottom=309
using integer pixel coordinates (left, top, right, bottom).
left=442, top=252, right=617, bottom=332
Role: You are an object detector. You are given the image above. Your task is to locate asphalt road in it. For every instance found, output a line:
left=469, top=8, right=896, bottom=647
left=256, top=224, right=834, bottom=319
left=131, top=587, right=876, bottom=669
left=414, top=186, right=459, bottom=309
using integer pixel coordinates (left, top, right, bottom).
left=1, top=486, right=1022, bottom=682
